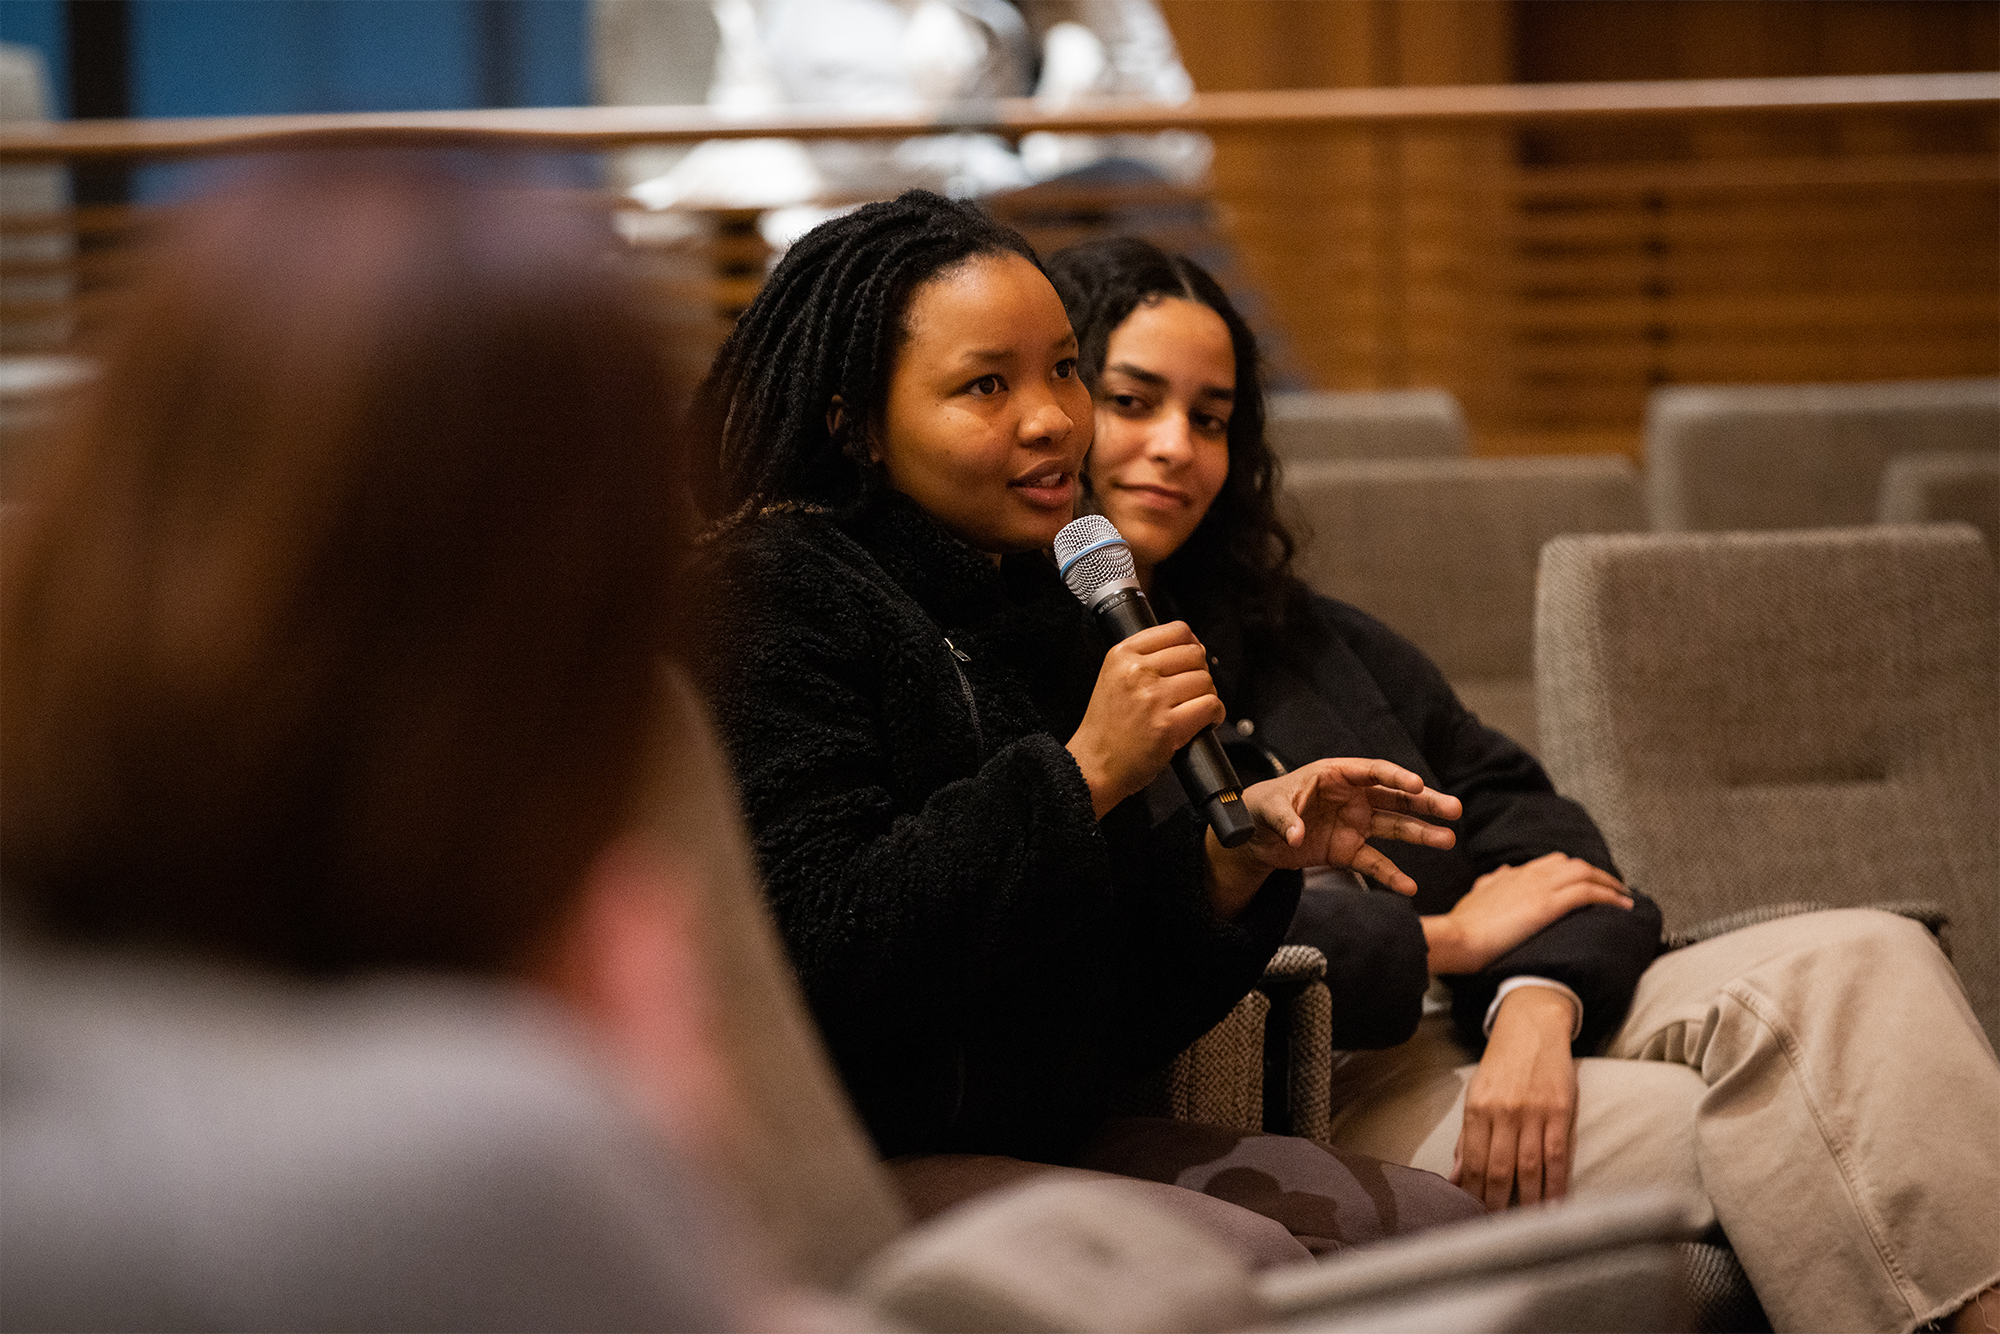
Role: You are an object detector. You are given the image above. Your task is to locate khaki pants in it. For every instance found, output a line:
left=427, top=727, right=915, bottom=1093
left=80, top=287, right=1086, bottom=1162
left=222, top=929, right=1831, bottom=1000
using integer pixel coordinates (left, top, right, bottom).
left=1326, top=909, right=2000, bottom=1334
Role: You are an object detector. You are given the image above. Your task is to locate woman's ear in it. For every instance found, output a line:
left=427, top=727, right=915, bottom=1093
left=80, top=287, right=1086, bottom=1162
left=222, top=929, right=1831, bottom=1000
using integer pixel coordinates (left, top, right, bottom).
left=829, top=394, right=884, bottom=465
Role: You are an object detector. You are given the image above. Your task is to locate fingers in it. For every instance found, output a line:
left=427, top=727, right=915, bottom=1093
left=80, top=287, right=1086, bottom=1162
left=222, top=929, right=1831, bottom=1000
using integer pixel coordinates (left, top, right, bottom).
left=1514, top=1116, right=1545, bottom=1206
left=1349, top=844, right=1417, bottom=896
left=1454, top=1109, right=1489, bottom=1201
left=1478, top=1111, right=1518, bottom=1212
left=1369, top=810, right=1458, bottom=849
left=1364, top=784, right=1464, bottom=824
left=1543, top=1110, right=1573, bottom=1202
left=1118, top=619, right=1203, bottom=653
left=1163, top=693, right=1228, bottom=743
left=1553, top=880, right=1637, bottom=913
left=1319, top=756, right=1429, bottom=794
left=1525, top=852, right=1627, bottom=895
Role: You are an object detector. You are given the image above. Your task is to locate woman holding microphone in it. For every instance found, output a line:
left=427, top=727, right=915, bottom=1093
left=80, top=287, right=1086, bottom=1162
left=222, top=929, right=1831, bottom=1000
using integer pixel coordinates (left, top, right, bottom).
left=690, top=190, right=1481, bottom=1261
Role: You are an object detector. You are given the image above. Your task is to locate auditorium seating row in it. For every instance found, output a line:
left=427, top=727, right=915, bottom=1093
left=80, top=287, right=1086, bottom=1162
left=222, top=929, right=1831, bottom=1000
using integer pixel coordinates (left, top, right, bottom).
left=1267, top=376, right=1998, bottom=1043
left=1272, top=377, right=2000, bottom=754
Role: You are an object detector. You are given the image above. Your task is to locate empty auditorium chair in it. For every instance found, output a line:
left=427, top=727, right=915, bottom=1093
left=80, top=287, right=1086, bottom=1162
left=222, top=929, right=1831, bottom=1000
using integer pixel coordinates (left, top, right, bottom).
left=1877, top=449, right=2000, bottom=556
left=1644, top=378, right=2000, bottom=533
left=1282, top=456, right=1644, bottom=754
left=1534, top=525, right=2000, bottom=1041
left=1265, top=389, right=1470, bottom=462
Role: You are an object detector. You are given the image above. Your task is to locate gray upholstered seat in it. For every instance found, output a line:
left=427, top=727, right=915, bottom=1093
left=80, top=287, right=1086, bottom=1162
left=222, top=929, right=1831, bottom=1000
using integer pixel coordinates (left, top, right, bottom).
left=1533, top=524, right=2000, bottom=1042
left=1877, top=449, right=2000, bottom=557
left=1265, top=389, right=1469, bottom=463
left=1282, top=456, right=1644, bottom=754
left=1644, top=378, right=2000, bottom=533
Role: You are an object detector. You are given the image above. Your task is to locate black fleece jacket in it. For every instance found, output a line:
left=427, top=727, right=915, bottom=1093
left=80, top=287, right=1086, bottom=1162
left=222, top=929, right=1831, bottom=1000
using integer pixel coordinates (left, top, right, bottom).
left=1164, top=585, right=1662, bottom=1055
left=698, top=495, right=1299, bottom=1161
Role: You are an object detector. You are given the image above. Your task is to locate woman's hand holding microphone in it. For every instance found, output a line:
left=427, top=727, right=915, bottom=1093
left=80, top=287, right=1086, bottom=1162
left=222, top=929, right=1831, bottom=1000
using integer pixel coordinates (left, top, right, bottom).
left=1064, top=621, right=1461, bottom=919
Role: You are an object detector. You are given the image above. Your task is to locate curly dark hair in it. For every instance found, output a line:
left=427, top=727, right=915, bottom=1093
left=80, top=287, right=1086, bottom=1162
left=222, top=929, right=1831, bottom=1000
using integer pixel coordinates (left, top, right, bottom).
left=1045, top=235, right=1316, bottom=656
left=690, top=190, right=1041, bottom=522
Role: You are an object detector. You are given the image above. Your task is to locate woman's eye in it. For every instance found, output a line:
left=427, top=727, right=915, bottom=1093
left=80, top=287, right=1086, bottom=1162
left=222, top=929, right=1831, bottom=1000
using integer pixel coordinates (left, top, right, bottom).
left=1053, top=358, right=1077, bottom=380
left=1109, top=393, right=1146, bottom=413
left=1195, top=414, right=1231, bottom=436
left=967, top=374, right=1004, bottom=397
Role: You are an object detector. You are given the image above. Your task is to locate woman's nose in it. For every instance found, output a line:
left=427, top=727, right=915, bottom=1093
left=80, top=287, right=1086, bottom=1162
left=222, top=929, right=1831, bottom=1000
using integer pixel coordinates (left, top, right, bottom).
left=1146, top=415, right=1194, bottom=464
left=1021, top=391, right=1076, bottom=447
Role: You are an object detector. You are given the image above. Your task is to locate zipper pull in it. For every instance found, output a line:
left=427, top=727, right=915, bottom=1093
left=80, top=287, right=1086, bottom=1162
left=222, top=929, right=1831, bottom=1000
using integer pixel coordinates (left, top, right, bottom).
left=944, top=637, right=970, bottom=663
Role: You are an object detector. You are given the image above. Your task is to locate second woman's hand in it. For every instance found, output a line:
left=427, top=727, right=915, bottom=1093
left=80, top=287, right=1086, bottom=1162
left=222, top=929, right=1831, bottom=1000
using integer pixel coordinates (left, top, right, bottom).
left=1421, top=853, right=1633, bottom=977
left=1203, top=758, right=1462, bottom=918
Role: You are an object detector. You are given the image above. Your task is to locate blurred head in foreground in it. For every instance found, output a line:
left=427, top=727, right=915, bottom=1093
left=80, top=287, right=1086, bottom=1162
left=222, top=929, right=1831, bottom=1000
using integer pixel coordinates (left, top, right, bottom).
left=0, top=156, right=687, bottom=976
left=0, top=158, right=786, bottom=1331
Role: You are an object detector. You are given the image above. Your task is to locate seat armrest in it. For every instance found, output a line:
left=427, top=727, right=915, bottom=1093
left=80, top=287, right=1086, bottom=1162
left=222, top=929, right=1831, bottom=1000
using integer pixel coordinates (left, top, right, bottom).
left=1256, top=1187, right=1707, bottom=1318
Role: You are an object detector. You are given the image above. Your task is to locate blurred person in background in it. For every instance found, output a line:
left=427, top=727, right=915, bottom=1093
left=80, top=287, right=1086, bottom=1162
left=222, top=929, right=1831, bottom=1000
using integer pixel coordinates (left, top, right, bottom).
left=627, top=0, right=1208, bottom=248
left=0, top=158, right=776, bottom=1332
left=1045, top=234, right=2000, bottom=1334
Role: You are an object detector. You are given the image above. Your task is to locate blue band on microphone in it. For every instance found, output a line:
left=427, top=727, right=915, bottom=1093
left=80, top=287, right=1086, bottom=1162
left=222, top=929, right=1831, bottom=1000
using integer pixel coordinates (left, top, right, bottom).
left=1057, top=535, right=1127, bottom=580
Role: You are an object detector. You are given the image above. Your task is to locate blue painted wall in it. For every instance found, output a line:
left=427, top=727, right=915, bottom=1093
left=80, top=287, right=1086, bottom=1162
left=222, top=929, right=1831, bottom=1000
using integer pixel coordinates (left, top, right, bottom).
left=0, top=0, right=70, bottom=116
left=1, top=0, right=589, bottom=120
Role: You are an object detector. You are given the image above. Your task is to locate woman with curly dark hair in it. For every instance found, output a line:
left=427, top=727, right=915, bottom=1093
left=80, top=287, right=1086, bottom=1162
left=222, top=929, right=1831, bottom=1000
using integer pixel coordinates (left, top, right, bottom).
left=1045, top=234, right=2000, bottom=1334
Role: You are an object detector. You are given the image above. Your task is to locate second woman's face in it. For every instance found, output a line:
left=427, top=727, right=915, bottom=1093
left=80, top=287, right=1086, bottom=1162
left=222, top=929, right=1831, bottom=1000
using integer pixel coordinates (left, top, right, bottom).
left=877, top=252, right=1092, bottom=556
left=1086, top=297, right=1235, bottom=582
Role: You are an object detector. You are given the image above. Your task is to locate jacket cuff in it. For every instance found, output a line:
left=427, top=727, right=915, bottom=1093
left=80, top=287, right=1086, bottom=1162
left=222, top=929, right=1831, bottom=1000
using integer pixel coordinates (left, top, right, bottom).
left=1482, top=976, right=1583, bottom=1040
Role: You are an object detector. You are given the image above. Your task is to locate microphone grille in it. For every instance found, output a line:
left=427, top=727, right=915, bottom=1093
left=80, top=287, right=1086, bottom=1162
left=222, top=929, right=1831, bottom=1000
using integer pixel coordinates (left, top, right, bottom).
left=1054, top=515, right=1137, bottom=603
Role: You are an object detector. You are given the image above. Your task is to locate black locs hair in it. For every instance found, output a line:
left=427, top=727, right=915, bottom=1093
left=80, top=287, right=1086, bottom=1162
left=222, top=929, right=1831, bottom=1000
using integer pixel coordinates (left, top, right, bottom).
left=1044, top=235, right=1315, bottom=653
left=690, top=190, right=1039, bottom=523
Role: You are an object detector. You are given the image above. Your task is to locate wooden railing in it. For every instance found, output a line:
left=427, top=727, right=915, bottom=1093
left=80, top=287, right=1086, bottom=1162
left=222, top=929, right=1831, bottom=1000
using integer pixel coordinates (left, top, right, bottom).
left=3, top=72, right=1995, bottom=456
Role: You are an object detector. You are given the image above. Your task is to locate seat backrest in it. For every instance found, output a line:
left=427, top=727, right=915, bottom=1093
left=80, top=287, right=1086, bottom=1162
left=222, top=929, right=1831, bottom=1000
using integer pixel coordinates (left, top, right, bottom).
left=1877, top=449, right=2000, bottom=557
left=1644, top=378, right=2000, bottom=533
left=1534, top=524, right=2000, bottom=1039
left=1282, top=456, right=1643, bottom=748
left=637, top=674, right=913, bottom=1288
left=1266, top=389, right=1469, bottom=462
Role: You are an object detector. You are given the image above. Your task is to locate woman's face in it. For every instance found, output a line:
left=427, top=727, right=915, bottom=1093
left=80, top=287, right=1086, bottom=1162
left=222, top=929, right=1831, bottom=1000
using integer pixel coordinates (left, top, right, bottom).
left=1085, top=296, right=1235, bottom=584
left=877, top=252, right=1092, bottom=555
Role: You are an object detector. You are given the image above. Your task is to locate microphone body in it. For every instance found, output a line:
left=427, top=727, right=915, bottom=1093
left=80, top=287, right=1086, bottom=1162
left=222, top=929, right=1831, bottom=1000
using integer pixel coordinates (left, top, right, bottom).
left=1054, top=518, right=1257, bottom=848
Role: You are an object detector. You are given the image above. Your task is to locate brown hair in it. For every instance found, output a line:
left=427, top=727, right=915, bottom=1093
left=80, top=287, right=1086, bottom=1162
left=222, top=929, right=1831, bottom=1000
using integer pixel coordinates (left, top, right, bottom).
left=0, top=156, right=689, bottom=975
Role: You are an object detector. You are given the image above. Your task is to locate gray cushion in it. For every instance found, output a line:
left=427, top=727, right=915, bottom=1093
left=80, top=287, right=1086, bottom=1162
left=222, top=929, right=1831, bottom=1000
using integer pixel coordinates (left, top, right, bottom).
left=1266, top=390, right=1469, bottom=462
left=1645, top=378, right=2000, bottom=532
left=1876, top=448, right=2000, bottom=557
left=1534, top=524, right=2000, bottom=1040
left=1283, top=457, right=1643, bottom=757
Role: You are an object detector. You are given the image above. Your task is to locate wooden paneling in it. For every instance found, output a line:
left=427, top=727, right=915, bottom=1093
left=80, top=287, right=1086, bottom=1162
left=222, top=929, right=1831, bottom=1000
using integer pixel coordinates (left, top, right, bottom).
left=1159, top=1, right=1999, bottom=456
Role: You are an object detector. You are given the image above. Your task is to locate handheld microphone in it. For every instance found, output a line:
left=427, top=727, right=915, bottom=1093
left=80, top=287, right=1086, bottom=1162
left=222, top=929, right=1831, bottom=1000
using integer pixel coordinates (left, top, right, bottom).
left=1054, top=515, right=1257, bottom=848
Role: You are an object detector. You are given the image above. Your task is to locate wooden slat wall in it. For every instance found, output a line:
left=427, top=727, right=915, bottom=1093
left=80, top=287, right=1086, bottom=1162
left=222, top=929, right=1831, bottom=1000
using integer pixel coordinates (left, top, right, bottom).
left=1160, top=0, right=2000, bottom=456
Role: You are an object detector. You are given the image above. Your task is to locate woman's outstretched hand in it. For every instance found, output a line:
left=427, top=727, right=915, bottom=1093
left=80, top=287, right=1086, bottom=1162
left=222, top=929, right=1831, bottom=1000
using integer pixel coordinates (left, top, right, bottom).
left=1204, top=758, right=1461, bottom=918
left=1066, top=620, right=1226, bottom=819
left=1422, top=853, right=1632, bottom=976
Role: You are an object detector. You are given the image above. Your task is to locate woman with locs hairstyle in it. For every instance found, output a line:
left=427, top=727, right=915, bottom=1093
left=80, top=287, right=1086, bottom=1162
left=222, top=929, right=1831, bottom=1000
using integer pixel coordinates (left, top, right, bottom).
left=690, top=189, right=1486, bottom=1261
left=1045, top=232, right=2000, bottom=1334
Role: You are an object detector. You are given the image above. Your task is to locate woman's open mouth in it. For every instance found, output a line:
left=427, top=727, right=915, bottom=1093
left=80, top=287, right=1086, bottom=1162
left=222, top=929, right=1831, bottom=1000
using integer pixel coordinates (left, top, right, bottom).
left=1010, top=467, right=1076, bottom=507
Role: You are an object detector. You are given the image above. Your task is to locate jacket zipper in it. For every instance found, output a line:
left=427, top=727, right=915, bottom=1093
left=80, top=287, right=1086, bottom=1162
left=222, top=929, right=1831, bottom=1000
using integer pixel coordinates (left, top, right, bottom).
left=943, top=637, right=985, bottom=765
